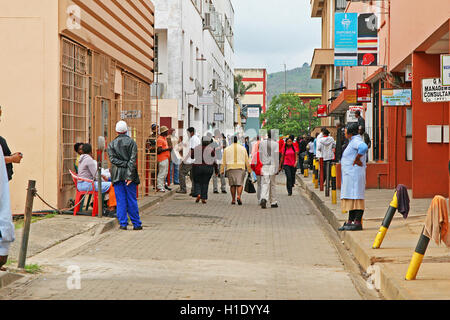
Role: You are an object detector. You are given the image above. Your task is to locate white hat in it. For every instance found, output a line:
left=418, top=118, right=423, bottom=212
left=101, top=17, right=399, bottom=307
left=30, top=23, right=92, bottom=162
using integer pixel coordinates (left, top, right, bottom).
left=116, top=120, right=128, bottom=133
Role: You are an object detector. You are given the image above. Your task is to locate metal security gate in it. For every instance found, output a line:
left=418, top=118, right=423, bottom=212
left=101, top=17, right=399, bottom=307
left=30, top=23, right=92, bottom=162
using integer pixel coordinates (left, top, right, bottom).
left=60, top=39, right=89, bottom=189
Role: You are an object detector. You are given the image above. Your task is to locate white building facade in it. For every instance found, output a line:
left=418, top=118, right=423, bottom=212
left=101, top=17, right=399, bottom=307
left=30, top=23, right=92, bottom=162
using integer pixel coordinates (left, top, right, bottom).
left=153, top=0, right=235, bottom=137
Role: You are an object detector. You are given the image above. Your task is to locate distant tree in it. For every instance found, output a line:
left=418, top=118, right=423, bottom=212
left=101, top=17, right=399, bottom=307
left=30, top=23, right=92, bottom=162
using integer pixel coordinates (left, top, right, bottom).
left=302, top=62, right=309, bottom=68
left=260, top=94, right=321, bottom=136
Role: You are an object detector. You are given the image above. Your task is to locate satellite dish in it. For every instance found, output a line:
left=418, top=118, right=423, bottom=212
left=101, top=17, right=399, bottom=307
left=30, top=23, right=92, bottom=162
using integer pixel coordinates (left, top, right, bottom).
left=195, top=79, right=204, bottom=97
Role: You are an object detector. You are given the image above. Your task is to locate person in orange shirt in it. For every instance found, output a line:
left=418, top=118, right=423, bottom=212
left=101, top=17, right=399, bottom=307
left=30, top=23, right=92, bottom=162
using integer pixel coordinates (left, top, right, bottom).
left=156, top=126, right=172, bottom=193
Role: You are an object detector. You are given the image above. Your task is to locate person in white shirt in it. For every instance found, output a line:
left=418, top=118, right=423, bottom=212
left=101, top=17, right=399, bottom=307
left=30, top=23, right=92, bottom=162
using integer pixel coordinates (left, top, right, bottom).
left=258, top=130, right=280, bottom=209
left=176, top=127, right=201, bottom=195
left=0, top=145, right=14, bottom=271
left=317, top=129, right=336, bottom=184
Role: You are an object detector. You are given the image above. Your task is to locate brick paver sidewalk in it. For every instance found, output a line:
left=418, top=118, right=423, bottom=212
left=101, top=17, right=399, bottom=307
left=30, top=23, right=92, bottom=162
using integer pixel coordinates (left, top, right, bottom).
left=0, top=177, right=362, bottom=300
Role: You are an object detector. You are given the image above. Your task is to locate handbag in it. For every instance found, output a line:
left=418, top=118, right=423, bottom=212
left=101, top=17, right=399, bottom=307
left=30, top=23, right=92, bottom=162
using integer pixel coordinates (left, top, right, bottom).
left=244, top=174, right=256, bottom=194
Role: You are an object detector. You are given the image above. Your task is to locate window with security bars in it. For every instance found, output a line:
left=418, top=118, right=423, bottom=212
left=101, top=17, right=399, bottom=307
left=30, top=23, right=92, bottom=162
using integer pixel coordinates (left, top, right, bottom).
left=61, top=39, right=88, bottom=188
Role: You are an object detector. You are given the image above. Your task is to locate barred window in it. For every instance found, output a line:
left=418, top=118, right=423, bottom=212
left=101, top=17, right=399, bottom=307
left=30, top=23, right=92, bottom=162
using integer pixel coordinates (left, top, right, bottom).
left=61, top=39, right=88, bottom=188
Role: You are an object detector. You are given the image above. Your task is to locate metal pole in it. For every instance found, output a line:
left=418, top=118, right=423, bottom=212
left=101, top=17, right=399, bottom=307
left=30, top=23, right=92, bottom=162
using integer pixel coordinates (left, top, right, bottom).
left=18, top=180, right=36, bottom=269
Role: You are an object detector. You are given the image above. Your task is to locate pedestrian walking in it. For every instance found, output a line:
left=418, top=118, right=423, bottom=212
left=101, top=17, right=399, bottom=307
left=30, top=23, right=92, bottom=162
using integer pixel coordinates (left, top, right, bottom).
left=0, top=145, right=14, bottom=271
left=279, top=137, right=298, bottom=196
left=212, top=130, right=227, bottom=194
left=355, top=110, right=366, bottom=133
left=259, top=130, right=279, bottom=209
left=338, top=123, right=369, bottom=232
left=306, top=137, right=315, bottom=170
left=177, top=127, right=201, bottom=195
left=108, top=121, right=143, bottom=231
left=317, top=129, right=336, bottom=183
left=335, top=121, right=347, bottom=162
left=220, top=136, right=252, bottom=205
left=168, top=129, right=180, bottom=185
left=297, top=135, right=307, bottom=174
left=251, top=137, right=263, bottom=204
left=156, top=126, right=172, bottom=193
left=192, top=136, right=218, bottom=204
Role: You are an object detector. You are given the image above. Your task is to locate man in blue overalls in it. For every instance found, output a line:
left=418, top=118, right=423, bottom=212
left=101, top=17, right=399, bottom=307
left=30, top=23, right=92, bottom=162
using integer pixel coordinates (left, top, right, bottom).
left=108, top=121, right=143, bottom=231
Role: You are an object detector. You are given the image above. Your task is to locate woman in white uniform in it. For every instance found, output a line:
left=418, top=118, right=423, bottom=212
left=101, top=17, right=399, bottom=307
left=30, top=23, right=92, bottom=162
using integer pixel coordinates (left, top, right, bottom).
left=338, top=123, right=368, bottom=231
left=0, top=145, right=15, bottom=270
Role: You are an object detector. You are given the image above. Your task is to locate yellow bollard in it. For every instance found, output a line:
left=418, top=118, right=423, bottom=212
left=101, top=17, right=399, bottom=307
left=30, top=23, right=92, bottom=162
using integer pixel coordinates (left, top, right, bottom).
left=304, top=154, right=309, bottom=177
left=331, top=163, right=337, bottom=204
left=314, top=158, right=319, bottom=189
left=312, top=159, right=316, bottom=184
left=405, top=232, right=430, bottom=280
left=372, top=192, right=398, bottom=249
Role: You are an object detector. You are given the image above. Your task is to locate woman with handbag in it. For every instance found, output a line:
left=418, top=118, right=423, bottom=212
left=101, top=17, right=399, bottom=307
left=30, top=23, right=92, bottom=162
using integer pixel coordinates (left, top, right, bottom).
left=278, top=137, right=299, bottom=196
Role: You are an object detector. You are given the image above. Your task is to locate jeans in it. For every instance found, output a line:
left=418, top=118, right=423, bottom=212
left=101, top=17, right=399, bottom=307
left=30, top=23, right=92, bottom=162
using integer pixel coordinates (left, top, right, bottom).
left=114, top=181, right=142, bottom=228
left=171, top=161, right=180, bottom=184
left=256, top=175, right=262, bottom=204
left=157, top=159, right=169, bottom=191
left=213, top=165, right=226, bottom=192
left=77, top=180, right=111, bottom=193
left=179, top=163, right=193, bottom=192
left=192, top=165, right=214, bottom=200
left=284, top=165, right=297, bottom=194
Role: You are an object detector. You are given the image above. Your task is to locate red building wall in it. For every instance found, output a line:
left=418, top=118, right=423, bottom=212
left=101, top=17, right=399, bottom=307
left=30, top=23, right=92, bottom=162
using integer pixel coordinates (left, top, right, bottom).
left=411, top=52, right=449, bottom=198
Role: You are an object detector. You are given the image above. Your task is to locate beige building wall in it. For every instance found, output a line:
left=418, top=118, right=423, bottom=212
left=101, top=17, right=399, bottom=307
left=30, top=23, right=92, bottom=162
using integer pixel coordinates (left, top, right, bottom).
left=0, top=0, right=154, bottom=213
left=235, top=68, right=267, bottom=111
left=0, top=0, right=60, bottom=213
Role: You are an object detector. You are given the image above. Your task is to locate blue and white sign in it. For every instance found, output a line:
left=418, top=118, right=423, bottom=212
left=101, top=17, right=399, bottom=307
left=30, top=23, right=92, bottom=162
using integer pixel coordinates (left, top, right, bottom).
left=335, top=13, right=358, bottom=66
left=441, top=54, right=450, bottom=87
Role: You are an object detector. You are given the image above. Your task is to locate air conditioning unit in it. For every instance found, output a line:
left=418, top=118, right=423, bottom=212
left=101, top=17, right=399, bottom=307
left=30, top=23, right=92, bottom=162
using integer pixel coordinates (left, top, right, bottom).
left=211, top=79, right=218, bottom=91
left=203, top=13, right=212, bottom=30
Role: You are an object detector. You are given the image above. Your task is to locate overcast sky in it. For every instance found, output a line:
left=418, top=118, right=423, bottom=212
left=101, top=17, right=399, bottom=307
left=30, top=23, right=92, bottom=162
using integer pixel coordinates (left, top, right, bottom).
left=231, top=0, right=321, bottom=74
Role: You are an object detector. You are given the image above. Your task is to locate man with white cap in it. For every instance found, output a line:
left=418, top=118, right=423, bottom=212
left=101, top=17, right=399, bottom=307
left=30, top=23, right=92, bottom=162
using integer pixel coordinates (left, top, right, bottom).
left=107, top=121, right=143, bottom=230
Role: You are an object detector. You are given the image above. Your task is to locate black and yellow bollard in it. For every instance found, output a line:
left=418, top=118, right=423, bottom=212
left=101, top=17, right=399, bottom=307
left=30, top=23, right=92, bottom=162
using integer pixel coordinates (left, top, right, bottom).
left=312, top=158, right=316, bottom=185
left=304, top=154, right=309, bottom=177
left=372, top=192, right=398, bottom=249
left=331, top=163, right=337, bottom=204
left=405, top=230, right=430, bottom=280
left=319, top=158, right=324, bottom=192
left=314, top=159, right=319, bottom=189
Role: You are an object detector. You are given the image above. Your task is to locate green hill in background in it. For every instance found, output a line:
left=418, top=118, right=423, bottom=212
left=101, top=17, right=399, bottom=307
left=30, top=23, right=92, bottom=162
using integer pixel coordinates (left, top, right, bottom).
left=267, top=64, right=322, bottom=103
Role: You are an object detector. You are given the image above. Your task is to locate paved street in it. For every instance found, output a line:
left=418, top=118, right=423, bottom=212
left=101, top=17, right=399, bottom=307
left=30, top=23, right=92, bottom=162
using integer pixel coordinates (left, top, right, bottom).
left=0, top=177, right=362, bottom=300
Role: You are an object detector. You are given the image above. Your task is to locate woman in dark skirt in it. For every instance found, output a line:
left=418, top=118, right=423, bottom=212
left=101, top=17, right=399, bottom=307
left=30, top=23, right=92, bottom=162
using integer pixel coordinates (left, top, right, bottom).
left=192, top=136, right=218, bottom=204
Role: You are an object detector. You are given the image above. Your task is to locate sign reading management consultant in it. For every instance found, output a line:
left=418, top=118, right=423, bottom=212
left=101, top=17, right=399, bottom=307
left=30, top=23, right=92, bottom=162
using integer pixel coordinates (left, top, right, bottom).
left=422, top=78, right=450, bottom=103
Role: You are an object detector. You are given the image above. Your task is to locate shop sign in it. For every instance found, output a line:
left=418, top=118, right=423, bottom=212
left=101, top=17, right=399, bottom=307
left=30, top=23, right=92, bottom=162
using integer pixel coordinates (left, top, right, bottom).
left=214, top=113, right=224, bottom=122
left=334, top=13, right=379, bottom=67
left=345, top=92, right=357, bottom=104
left=405, top=65, right=412, bottom=82
left=199, top=95, right=215, bottom=105
left=121, top=110, right=142, bottom=119
left=441, top=55, right=450, bottom=87
left=346, top=106, right=364, bottom=123
left=335, top=13, right=358, bottom=66
left=247, top=107, right=260, bottom=118
left=422, top=78, right=450, bottom=103
left=317, top=105, right=328, bottom=118
left=382, top=89, right=412, bottom=106
left=357, top=83, right=371, bottom=103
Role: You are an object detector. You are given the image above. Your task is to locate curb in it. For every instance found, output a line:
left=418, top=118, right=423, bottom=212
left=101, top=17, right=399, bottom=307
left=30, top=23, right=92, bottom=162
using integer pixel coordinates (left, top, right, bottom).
left=296, top=174, right=414, bottom=300
left=0, top=272, right=23, bottom=289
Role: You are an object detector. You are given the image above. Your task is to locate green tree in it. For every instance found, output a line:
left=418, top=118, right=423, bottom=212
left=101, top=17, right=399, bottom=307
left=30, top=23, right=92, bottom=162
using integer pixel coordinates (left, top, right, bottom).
left=261, top=94, right=321, bottom=136
left=234, top=74, right=256, bottom=103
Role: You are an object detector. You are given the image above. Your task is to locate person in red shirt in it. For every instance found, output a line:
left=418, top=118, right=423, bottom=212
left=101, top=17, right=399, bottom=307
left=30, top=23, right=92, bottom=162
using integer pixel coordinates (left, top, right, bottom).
left=156, top=126, right=172, bottom=192
left=278, top=136, right=299, bottom=196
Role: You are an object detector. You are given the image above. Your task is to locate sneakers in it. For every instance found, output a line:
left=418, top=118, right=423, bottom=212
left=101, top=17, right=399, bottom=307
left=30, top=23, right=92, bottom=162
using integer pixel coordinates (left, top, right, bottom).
left=133, top=226, right=143, bottom=231
left=157, top=189, right=166, bottom=193
left=261, top=199, right=267, bottom=209
left=165, top=185, right=172, bottom=191
left=222, top=190, right=227, bottom=194
left=213, top=191, right=219, bottom=194
left=271, top=203, right=279, bottom=208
